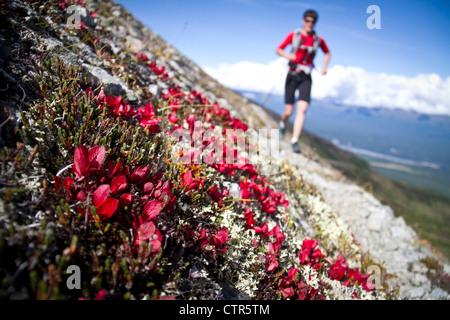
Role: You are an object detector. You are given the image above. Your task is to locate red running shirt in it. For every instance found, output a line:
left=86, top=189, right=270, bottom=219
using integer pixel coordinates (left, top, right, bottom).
left=277, top=31, right=329, bottom=66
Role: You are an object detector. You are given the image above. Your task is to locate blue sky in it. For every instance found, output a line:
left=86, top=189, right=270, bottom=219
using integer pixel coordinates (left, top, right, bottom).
left=117, top=0, right=450, bottom=115
left=118, top=0, right=450, bottom=77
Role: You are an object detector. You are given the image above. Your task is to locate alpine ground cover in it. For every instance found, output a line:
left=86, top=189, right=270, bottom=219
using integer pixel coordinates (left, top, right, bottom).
left=0, top=0, right=400, bottom=300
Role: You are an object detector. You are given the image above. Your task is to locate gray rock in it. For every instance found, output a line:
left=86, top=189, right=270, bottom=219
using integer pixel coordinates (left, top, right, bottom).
left=222, top=181, right=241, bottom=199
left=102, top=16, right=115, bottom=27
left=75, top=42, right=99, bottom=65
left=126, top=36, right=145, bottom=53
left=168, top=60, right=185, bottom=76
left=390, top=225, right=413, bottom=243
left=111, top=6, right=122, bottom=18
left=366, top=207, right=391, bottom=231
left=82, top=63, right=137, bottom=100
left=40, top=37, right=82, bottom=66
left=128, top=25, right=144, bottom=39
left=72, top=6, right=97, bottom=28
left=148, top=84, right=160, bottom=97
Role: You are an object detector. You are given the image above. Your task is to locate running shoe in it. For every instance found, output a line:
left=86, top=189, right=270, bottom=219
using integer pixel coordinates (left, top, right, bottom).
left=279, top=126, right=285, bottom=140
left=292, top=141, right=301, bottom=153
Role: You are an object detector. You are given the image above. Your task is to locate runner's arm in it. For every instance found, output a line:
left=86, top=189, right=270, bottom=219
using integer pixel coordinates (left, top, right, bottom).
left=276, top=32, right=296, bottom=62
left=319, top=38, right=330, bottom=75
left=321, top=51, right=330, bottom=75
left=276, top=48, right=296, bottom=61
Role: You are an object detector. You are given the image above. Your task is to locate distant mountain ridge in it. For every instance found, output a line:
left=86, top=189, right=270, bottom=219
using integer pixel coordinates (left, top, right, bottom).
left=237, top=89, right=450, bottom=196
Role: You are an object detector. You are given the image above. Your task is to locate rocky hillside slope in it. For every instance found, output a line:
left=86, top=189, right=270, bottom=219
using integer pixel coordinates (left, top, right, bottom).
left=0, top=0, right=448, bottom=300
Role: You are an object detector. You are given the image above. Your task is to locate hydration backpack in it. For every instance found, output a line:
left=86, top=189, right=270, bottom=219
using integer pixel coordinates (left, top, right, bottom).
left=290, top=28, right=320, bottom=74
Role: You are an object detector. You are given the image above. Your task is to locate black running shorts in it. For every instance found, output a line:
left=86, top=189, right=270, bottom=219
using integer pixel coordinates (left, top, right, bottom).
left=284, top=72, right=312, bottom=104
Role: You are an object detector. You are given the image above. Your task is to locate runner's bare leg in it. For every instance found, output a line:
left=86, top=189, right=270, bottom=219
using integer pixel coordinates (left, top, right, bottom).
left=281, top=104, right=294, bottom=124
left=292, top=100, right=309, bottom=141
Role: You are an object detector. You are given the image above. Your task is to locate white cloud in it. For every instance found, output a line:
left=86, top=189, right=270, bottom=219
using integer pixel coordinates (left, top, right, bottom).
left=203, top=58, right=287, bottom=95
left=203, top=58, right=450, bottom=116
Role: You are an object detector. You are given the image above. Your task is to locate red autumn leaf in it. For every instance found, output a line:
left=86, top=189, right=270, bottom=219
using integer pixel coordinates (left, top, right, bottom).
left=76, top=190, right=87, bottom=202
left=143, top=182, right=154, bottom=194
left=119, top=193, right=133, bottom=207
left=198, top=229, right=207, bottom=240
left=188, top=179, right=202, bottom=191
left=184, top=226, right=193, bottom=239
left=141, top=120, right=161, bottom=133
left=135, top=52, right=149, bottom=62
left=157, top=296, right=174, bottom=301
left=244, top=208, right=255, bottom=229
left=240, top=188, right=251, bottom=199
left=270, top=225, right=286, bottom=244
left=135, top=220, right=156, bottom=241
left=99, top=198, right=119, bottom=220
left=311, top=248, right=323, bottom=261
left=130, top=165, right=148, bottom=186
left=261, top=198, right=276, bottom=213
left=86, top=87, right=94, bottom=99
left=111, top=174, right=127, bottom=195
left=266, top=255, right=278, bottom=272
left=143, top=199, right=162, bottom=220
left=273, top=242, right=282, bottom=254
left=182, top=170, right=202, bottom=191
left=347, top=269, right=363, bottom=285
left=254, top=222, right=269, bottom=236
left=200, top=239, right=209, bottom=248
left=329, top=265, right=346, bottom=281
left=88, top=145, right=106, bottom=169
left=97, top=88, right=106, bottom=104
left=107, top=159, right=126, bottom=177
left=288, top=268, right=299, bottom=282
left=94, top=289, right=108, bottom=300
left=280, top=287, right=295, bottom=299
left=277, top=232, right=286, bottom=244
left=198, top=229, right=209, bottom=248
left=299, top=250, right=311, bottom=265
left=54, top=176, right=63, bottom=193
left=150, top=228, right=162, bottom=253
left=182, top=170, right=192, bottom=186
left=137, top=103, right=161, bottom=130
left=302, top=239, right=318, bottom=250
left=210, top=228, right=229, bottom=247
left=267, top=242, right=277, bottom=256
left=76, top=207, right=86, bottom=217
left=63, top=177, right=74, bottom=190
left=168, top=112, right=178, bottom=124
left=268, top=225, right=277, bottom=236
left=93, top=184, right=110, bottom=208
left=73, top=145, right=89, bottom=179
left=151, top=172, right=164, bottom=181
left=133, top=221, right=162, bottom=252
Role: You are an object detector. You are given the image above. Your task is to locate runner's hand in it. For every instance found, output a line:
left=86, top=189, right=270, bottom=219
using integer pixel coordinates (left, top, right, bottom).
left=287, top=53, right=297, bottom=62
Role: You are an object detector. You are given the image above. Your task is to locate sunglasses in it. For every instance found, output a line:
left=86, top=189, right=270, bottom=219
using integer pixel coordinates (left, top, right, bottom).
left=304, top=18, right=316, bottom=24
